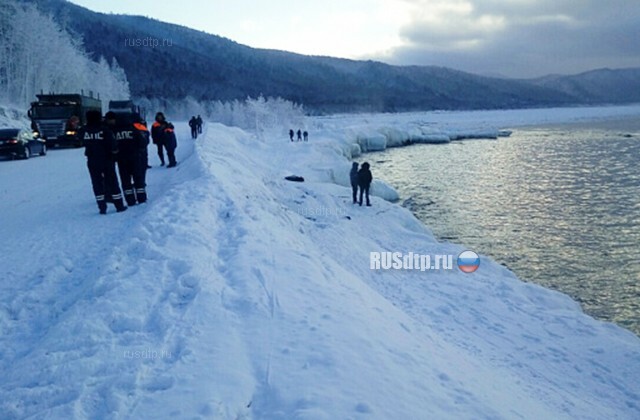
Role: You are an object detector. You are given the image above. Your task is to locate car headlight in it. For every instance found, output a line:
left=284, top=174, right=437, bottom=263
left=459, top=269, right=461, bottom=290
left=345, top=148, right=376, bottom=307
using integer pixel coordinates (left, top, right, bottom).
left=33, top=131, right=40, bottom=138
left=66, top=131, right=76, bottom=136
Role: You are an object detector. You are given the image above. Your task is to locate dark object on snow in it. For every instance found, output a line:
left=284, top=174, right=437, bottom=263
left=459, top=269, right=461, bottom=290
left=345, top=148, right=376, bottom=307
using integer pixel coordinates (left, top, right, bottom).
left=357, top=162, right=372, bottom=207
left=303, top=131, right=308, bottom=141
left=296, top=129, right=302, bottom=142
left=285, top=175, right=305, bottom=182
left=289, top=129, right=294, bottom=142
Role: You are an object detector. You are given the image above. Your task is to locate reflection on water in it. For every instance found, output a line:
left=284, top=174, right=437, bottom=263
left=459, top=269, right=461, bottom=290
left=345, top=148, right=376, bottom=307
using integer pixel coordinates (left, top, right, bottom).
left=373, top=127, right=640, bottom=335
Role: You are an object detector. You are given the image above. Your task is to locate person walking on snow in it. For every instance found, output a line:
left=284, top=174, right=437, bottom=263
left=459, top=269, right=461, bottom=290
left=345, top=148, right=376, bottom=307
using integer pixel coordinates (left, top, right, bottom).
left=79, top=110, right=127, bottom=214
left=303, top=131, right=308, bottom=142
left=196, top=115, right=203, bottom=134
left=289, top=129, right=294, bottom=142
left=350, top=162, right=359, bottom=204
left=297, top=129, right=302, bottom=142
left=358, top=162, right=373, bottom=207
left=189, top=116, right=198, bottom=139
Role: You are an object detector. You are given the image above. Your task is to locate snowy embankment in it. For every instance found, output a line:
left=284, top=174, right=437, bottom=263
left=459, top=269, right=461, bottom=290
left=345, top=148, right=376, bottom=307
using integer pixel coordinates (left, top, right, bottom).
left=0, top=110, right=639, bottom=419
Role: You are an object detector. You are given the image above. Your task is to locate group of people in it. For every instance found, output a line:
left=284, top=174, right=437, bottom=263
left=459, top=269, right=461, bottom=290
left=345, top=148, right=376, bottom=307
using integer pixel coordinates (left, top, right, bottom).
left=188, top=115, right=203, bottom=139
left=151, top=112, right=178, bottom=168
left=80, top=110, right=178, bottom=214
left=80, top=110, right=148, bottom=214
left=350, top=162, right=373, bottom=207
left=289, top=129, right=308, bottom=142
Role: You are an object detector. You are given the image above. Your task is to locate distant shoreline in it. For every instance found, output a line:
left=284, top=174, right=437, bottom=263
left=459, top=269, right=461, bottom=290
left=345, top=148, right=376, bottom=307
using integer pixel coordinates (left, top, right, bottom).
left=515, top=113, right=640, bottom=132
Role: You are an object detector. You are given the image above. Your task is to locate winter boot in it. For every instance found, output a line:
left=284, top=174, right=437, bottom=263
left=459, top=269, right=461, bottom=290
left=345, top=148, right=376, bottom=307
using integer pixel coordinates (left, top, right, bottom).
left=114, top=198, right=128, bottom=213
left=136, top=188, right=147, bottom=204
left=97, top=199, right=107, bottom=215
left=124, top=190, right=136, bottom=207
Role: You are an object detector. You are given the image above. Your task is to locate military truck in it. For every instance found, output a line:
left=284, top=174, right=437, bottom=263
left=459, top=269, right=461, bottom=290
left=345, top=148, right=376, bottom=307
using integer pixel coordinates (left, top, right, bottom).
left=28, top=93, right=102, bottom=147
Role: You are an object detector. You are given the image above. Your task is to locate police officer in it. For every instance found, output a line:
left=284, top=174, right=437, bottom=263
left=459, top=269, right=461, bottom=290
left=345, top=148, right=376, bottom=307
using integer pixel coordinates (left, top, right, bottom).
left=132, top=117, right=150, bottom=201
left=79, top=110, right=127, bottom=214
left=105, top=111, right=148, bottom=206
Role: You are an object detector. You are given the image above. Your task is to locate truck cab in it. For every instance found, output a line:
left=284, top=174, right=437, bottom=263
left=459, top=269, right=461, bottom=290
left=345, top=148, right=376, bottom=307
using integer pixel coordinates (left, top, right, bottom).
left=29, top=93, right=102, bottom=147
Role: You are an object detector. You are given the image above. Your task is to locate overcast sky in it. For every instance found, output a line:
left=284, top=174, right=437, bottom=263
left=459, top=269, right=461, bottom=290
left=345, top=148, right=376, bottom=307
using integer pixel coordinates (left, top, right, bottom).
left=69, top=0, right=640, bottom=78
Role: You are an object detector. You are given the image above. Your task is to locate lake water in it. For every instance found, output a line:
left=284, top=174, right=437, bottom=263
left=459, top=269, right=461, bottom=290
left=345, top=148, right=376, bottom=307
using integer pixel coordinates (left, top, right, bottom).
left=372, top=120, right=640, bottom=335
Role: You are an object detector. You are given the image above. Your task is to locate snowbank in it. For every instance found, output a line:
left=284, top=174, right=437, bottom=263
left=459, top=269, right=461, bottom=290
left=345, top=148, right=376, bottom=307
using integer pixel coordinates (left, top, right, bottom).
left=356, top=129, right=387, bottom=152
left=0, top=110, right=639, bottom=419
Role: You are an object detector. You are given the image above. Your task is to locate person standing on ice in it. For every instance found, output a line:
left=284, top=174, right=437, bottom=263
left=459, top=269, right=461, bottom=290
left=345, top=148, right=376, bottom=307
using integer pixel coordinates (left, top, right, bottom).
left=358, top=162, right=373, bottom=207
left=151, top=112, right=168, bottom=166
left=303, top=130, right=308, bottom=142
left=79, top=110, right=127, bottom=214
left=196, top=115, right=203, bottom=133
left=297, top=129, right=302, bottom=142
left=350, top=162, right=359, bottom=204
left=289, top=129, right=294, bottom=142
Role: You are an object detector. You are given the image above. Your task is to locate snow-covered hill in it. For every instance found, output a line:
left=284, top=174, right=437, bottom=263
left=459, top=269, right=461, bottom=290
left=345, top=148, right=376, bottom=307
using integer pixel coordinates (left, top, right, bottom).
left=0, top=113, right=639, bottom=419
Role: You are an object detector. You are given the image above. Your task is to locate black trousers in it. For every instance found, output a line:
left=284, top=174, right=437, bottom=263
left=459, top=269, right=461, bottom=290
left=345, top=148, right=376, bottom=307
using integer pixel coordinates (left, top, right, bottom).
left=136, top=151, right=148, bottom=202
left=166, top=146, right=177, bottom=166
left=351, top=183, right=358, bottom=203
left=88, top=160, right=123, bottom=210
left=191, top=127, right=198, bottom=139
left=118, top=154, right=147, bottom=205
left=156, top=143, right=166, bottom=165
left=358, top=184, right=370, bottom=206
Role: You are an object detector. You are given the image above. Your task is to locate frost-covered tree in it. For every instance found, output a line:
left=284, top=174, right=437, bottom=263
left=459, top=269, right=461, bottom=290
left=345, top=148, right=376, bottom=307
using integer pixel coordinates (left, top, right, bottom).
left=0, top=0, right=129, bottom=109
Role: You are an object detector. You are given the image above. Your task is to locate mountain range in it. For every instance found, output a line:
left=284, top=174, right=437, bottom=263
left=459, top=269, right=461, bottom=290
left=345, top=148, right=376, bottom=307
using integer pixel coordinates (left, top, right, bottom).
left=29, top=0, right=640, bottom=113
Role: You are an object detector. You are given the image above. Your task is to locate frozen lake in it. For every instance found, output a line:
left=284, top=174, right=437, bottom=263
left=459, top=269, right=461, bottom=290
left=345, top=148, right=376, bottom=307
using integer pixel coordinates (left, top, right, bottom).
left=372, top=119, right=640, bottom=335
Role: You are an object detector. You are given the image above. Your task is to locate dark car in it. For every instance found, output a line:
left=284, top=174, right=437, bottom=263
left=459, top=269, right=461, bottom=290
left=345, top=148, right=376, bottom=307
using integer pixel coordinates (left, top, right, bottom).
left=0, top=128, right=47, bottom=159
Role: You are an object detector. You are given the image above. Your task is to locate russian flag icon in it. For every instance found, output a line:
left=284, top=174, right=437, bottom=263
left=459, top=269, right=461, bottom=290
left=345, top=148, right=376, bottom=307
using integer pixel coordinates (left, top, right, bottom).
left=457, top=250, right=480, bottom=273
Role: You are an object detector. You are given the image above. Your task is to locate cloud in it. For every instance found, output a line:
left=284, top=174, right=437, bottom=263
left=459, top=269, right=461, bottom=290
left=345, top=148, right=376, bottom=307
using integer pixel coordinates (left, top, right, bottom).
left=370, top=0, right=640, bottom=77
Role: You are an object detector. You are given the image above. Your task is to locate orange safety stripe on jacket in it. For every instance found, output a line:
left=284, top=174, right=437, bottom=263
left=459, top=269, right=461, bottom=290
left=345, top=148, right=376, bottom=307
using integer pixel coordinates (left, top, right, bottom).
left=152, top=121, right=162, bottom=128
left=165, top=128, right=174, bottom=133
left=133, top=122, right=148, bottom=132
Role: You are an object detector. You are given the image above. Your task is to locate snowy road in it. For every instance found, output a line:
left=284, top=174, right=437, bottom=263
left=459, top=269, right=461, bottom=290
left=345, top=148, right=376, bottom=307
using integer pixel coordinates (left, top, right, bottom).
left=0, top=120, right=639, bottom=419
